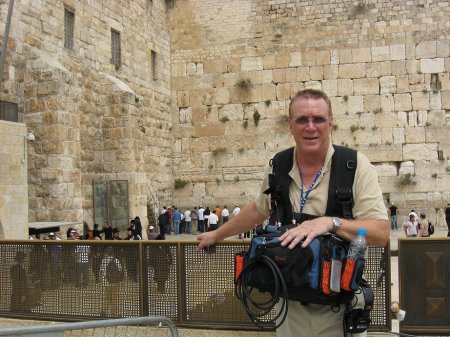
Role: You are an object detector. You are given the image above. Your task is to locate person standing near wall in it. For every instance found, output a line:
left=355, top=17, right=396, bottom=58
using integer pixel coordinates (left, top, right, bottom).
left=446, top=202, right=450, bottom=237
left=197, top=89, right=389, bottom=337
left=389, top=203, right=398, bottom=230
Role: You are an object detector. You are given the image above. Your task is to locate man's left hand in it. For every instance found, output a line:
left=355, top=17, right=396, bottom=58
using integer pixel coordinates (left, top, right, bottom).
left=279, top=217, right=332, bottom=249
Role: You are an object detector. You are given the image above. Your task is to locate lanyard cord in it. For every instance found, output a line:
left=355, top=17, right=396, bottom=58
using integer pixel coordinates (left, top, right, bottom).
left=299, top=166, right=323, bottom=213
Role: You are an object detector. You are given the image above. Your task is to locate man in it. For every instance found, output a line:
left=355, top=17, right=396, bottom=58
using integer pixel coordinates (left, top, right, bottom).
left=214, top=206, right=222, bottom=225
left=403, top=212, right=418, bottom=237
left=197, top=89, right=389, bottom=337
left=100, top=247, right=123, bottom=316
left=172, top=207, right=182, bottom=235
left=207, top=209, right=219, bottom=231
left=446, top=202, right=450, bottom=237
left=102, top=222, right=113, bottom=240
left=222, top=206, right=230, bottom=224
left=184, top=208, right=192, bottom=234
left=158, top=210, right=169, bottom=236
left=198, top=206, right=205, bottom=233
left=112, top=228, right=122, bottom=240
left=191, top=207, right=199, bottom=234
left=146, top=225, right=158, bottom=240
left=388, top=203, right=398, bottom=230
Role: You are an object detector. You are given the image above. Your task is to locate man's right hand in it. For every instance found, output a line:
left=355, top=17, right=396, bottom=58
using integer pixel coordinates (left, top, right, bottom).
left=196, top=231, right=218, bottom=251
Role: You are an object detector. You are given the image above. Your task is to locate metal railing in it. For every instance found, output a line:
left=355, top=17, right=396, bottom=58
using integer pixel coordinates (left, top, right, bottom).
left=0, top=239, right=390, bottom=331
left=0, top=316, right=178, bottom=336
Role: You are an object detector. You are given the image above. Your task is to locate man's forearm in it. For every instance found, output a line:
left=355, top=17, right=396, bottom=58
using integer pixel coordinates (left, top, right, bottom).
left=336, top=218, right=389, bottom=247
left=213, top=201, right=267, bottom=241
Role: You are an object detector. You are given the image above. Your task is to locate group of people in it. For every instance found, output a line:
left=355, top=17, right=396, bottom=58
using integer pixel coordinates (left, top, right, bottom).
left=157, top=205, right=241, bottom=237
left=389, top=202, right=450, bottom=237
left=401, top=210, right=430, bottom=237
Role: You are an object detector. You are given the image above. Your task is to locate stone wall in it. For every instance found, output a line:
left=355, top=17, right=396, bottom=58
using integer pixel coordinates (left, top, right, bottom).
left=0, top=121, right=28, bottom=239
left=1, top=0, right=450, bottom=238
left=168, top=0, right=450, bottom=226
left=0, top=0, right=173, bottom=232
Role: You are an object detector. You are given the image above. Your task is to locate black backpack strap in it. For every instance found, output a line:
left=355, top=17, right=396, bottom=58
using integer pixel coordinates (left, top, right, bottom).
left=265, top=145, right=357, bottom=224
left=325, top=145, right=357, bottom=219
left=264, top=147, right=294, bottom=225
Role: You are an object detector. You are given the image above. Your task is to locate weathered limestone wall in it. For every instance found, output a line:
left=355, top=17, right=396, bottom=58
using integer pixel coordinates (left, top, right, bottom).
left=169, top=0, right=450, bottom=226
left=0, top=0, right=173, bottom=231
left=0, top=121, right=28, bottom=239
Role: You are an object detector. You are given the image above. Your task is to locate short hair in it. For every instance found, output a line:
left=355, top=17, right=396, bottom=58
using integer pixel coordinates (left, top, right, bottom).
left=289, top=89, right=332, bottom=118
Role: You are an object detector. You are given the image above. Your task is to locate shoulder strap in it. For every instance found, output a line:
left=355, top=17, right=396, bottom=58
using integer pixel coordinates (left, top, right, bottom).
left=325, top=145, right=357, bottom=219
left=264, top=147, right=294, bottom=225
left=266, top=145, right=357, bottom=225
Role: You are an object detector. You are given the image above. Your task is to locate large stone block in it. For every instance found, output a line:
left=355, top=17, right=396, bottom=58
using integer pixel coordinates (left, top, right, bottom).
left=405, top=127, right=425, bottom=144
left=241, top=57, right=263, bottom=71
left=338, top=63, right=366, bottom=79
left=372, top=46, right=390, bottom=62
left=394, top=93, right=412, bottom=111
left=353, top=78, right=380, bottom=95
left=441, top=90, right=450, bottom=109
left=403, top=143, right=438, bottom=161
left=352, top=48, right=371, bottom=63
left=322, top=79, right=337, bottom=97
left=416, top=41, right=437, bottom=59
left=420, top=58, right=445, bottom=74
left=390, top=44, right=406, bottom=61
left=411, top=92, right=430, bottom=110
left=289, top=51, right=302, bottom=67
left=337, top=79, right=353, bottom=96
left=323, top=64, right=338, bottom=80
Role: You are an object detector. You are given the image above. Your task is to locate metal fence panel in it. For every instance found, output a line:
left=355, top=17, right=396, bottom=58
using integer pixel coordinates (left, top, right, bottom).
left=0, top=240, right=390, bottom=332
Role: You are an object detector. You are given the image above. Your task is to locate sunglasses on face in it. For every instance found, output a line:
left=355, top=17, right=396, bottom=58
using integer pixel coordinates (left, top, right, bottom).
left=290, top=116, right=329, bottom=125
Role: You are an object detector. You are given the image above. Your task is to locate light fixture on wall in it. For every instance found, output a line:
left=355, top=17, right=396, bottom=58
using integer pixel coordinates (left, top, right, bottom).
left=23, top=132, right=35, bottom=163
left=25, top=132, right=35, bottom=142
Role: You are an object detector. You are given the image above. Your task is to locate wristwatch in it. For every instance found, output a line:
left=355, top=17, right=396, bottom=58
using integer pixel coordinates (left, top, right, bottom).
left=331, top=217, right=342, bottom=234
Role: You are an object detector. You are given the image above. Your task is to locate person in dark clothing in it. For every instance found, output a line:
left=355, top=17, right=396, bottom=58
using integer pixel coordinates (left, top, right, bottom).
left=134, top=216, right=142, bottom=237
left=147, top=234, right=173, bottom=293
left=389, top=203, right=398, bottom=230
left=158, top=211, right=169, bottom=236
left=446, top=202, right=450, bottom=237
left=93, top=224, right=102, bottom=239
left=10, top=252, right=33, bottom=312
left=102, top=222, right=114, bottom=240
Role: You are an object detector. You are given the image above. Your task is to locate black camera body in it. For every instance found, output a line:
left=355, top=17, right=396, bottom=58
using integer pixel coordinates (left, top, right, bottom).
left=344, top=280, right=374, bottom=334
left=345, top=307, right=371, bottom=333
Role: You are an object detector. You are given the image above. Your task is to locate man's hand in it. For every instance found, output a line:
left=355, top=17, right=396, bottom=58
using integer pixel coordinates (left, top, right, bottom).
left=279, top=217, right=332, bottom=249
left=197, top=231, right=219, bottom=251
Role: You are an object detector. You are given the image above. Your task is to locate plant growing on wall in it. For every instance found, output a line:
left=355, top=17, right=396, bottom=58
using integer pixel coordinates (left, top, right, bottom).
left=212, top=147, right=226, bottom=157
left=235, top=78, right=252, bottom=91
left=265, top=99, right=271, bottom=107
left=396, top=173, right=416, bottom=187
left=219, top=115, right=229, bottom=123
left=242, top=118, right=249, bottom=129
left=174, top=179, right=188, bottom=189
left=253, top=111, right=261, bottom=126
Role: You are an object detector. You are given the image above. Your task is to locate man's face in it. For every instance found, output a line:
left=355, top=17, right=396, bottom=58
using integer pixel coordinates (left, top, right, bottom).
left=288, top=97, right=332, bottom=157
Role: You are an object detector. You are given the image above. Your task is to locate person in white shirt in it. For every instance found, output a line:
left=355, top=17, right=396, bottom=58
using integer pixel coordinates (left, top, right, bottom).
left=184, top=209, right=192, bottom=234
left=198, top=206, right=205, bottom=233
left=222, top=206, right=230, bottom=224
left=232, top=205, right=241, bottom=217
left=207, top=210, right=219, bottom=231
left=232, top=205, right=243, bottom=238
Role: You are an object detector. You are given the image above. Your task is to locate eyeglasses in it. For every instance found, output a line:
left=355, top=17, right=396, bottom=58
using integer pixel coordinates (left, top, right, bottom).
left=290, top=116, right=329, bottom=126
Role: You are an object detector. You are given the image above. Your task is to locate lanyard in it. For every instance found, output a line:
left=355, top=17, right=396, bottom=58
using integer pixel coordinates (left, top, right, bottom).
left=299, top=166, right=323, bottom=213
